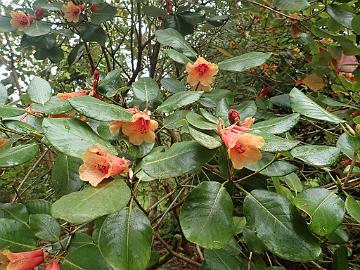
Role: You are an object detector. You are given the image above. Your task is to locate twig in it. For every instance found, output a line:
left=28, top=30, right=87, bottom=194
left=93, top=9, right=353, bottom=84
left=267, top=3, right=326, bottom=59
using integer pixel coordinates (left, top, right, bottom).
left=343, top=153, right=357, bottom=187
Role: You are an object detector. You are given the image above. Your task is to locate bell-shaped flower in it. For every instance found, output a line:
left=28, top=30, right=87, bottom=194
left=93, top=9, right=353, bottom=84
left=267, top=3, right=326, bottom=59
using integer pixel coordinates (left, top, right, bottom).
left=79, top=145, right=130, bottom=187
left=62, top=1, right=84, bottom=23
left=10, top=11, right=33, bottom=30
left=44, top=260, right=60, bottom=270
left=0, top=249, right=44, bottom=270
left=186, top=57, right=218, bottom=92
left=57, top=90, right=88, bottom=101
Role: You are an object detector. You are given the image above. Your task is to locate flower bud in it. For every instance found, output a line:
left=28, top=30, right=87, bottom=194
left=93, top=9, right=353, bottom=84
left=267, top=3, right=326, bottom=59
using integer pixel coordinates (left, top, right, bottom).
left=35, top=8, right=45, bottom=20
left=228, top=109, right=240, bottom=125
left=90, top=5, right=98, bottom=12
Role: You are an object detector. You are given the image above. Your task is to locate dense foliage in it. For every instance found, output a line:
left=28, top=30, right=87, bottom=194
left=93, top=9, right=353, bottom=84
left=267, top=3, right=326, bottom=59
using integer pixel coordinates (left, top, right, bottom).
left=0, top=0, right=360, bottom=269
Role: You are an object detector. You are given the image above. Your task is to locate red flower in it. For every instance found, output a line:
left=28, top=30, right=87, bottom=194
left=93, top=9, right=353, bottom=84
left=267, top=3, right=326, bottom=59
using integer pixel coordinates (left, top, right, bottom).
left=79, top=145, right=130, bottom=187
left=45, top=260, right=60, bottom=270
left=0, top=249, right=44, bottom=270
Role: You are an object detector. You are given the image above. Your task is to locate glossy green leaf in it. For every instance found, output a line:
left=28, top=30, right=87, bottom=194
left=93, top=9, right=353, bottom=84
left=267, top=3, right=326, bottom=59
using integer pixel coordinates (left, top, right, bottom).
left=51, top=154, right=83, bottom=198
left=180, top=181, right=234, bottom=249
left=132, top=77, right=159, bottom=103
left=207, top=15, right=229, bottom=27
left=345, top=196, right=360, bottom=223
left=244, top=190, right=321, bottom=262
left=234, top=100, right=257, bottom=119
left=35, top=96, right=72, bottom=115
left=27, top=76, right=52, bottom=105
left=98, top=207, right=152, bottom=270
left=63, top=244, right=111, bottom=270
left=294, top=188, right=345, bottom=236
left=188, top=126, right=221, bottom=149
left=79, top=24, right=106, bottom=45
left=29, top=214, right=60, bottom=241
left=161, top=78, right=186, bottom=93
left=186, top=112, right=216, bottom=130
left=327, top=5, right=354, bottom=28
left=253, top=132, right=300, bottom=152
left=336, top=133, right=360, bottom=159
left=25, top=200, right=51, bottom=215
left=4, top=120, right=37, bottom=134
left=23, top=21, right=51, bottom=36
left=162, top=110, right=189, bottom=129
left=245, top=153, right=298, bottom=177
left=253, top=113, right=300, bottom=134
left=279, top=173, right=303, bottom=193
left=289, top=88, right=345, bottom=124
left=42, top=118, right=117, bottom=158
left=0, top=144, right=39, bottom=167
left=332, top=245, right=348, bottom=270
left=142, top=141, right=216, bottom=178
left=69, top=96, right=132, bottom=122
left=274, top=0, right=309, bottom=11
left=155, top=28, right=197, bottom=57
left=0, top=105, right=25, bottom=118
left=352, top=15, right=360, bottom=35
left=201, top=248, right=243, bottom=270
left=0, top=218, right=36, bottom=251
left=157, top=91, right=203, bottom=113
left=0, top=83, right=7, bottom=105
left=218, top=52, right=271, bottom=72
left=52, top=179, right=131, bottom=224
left=290, top=145, right=340, bottom=167
left=0, top=203, right=29, bottom=225
left=91, top=3, right=117, bottom=24
left=166, top=49, right=192, bottom=64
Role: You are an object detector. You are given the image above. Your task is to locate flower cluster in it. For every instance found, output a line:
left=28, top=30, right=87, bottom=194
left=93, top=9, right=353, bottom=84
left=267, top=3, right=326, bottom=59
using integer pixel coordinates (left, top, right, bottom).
left=217, top=109, right=264, bottom=170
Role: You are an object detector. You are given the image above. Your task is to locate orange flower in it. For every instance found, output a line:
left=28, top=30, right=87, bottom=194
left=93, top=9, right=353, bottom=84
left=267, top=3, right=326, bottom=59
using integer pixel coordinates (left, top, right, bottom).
left=0, top=249, right=44, bottom=270
left=62, top=1, right=84, bottom=23
left=57, top=90, right=88, bottom=101
left=10, top=11, right=33, bottom=30
left=0, top=138, right=9, bottom=150
left=122, top=110, right=158, bottom=145
left=79, top=145, right=130, bottom=187
left=186, top=57, right=218, bottom=92
left=217, top=121, right=264, bottom=170
left=45, top=261, right=60, bottom=270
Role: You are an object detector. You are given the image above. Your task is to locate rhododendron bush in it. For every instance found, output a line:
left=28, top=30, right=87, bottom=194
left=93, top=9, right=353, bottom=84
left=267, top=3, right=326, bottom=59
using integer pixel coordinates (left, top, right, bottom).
left=0, top=0, right=360, bottom=269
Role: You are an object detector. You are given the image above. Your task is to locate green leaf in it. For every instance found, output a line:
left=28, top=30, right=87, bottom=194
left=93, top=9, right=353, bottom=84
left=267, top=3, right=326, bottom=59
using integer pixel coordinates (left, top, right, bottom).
left=63, top=244, right=111, bottom=270
left=142, top=141, right=216, bottom=178
left=51, top=179, right=131, bottom=224
left=42, top=118, right=117, bottom=158
left=0, top=16, right=15, bottom=32
left=290, top=145, right=341, bottom=167
left=4, top=120, right=37, bottom=134
left=25, top=200, right=51, bottom=215
left=207, top=15, right=229, bottom=27
left=166, top=49, right=192, bottom=64
left=202, top=248, right=243, bottom=270
left=332, top=245, right=348, bottom=270
left=161, top=78, right=186, bottom=93
left=274, top=0, right=309, bottom=11
left=0, top=144, right=39, bottom=167
left=79, top=24, right=106, bottom=46
left=68, top=43, right=85, bottom=66
left=0, top=203, right=29, bottom=225
left=345, top=196, right=360, bottom=223
left=336, top=133, right=360, bottom=159
left=252, top=132, right=300, bottom=152
left=253, top=113, right=300, bottom=134
left=36, top=96, right=72, bottom=115
left=245, top=153, right=298, bottom=177
left=243, top=227, right=266, bottom=253
left=91, top=3, right=117, bottom=24
left=163, top=110, right=189, bottom=129
left=69, top=96, right=132, bottom=122
left=157, top=91, right=203, bottom=113
left=279, top=173, right=303, bottom=193
left=188, top=126, right=221, bottom=149
left=0, top=105, right=25, bottom=118
left=98, top=207, right=152, bottom=270
left=327, top=4, right=354, bottom=28
left=186, top=112, right=216, bottom=130
left=27, top=76, right=52, bottom=105
left=234, top=100, right=257, bottom=119
left=0, top=83, right=7, bottom=105
left=244, top=190, right=321, bottom=262
left=155, top=28, right=197, bottom=57
left=218, top=52, right=271, bottom=72
left=132, top=77, right=159, bottom=103
left=51, top=154, right=83, bottom=198
left=0, top=218, right=36, bottom=251
left=29, top=214, right=60, bottom=242
left=97, top=69, right=124, bottom=97
left=352, top=15, right=360, bottom=35
left=23, top=21, right=51, bottom=36
left=143, top=6, right=167, bottom=17
left=289, top=88, right=345, bottom=124
left=180, top=181, right=234, bottom=249
left=294, top=188, right=345, bottom=236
